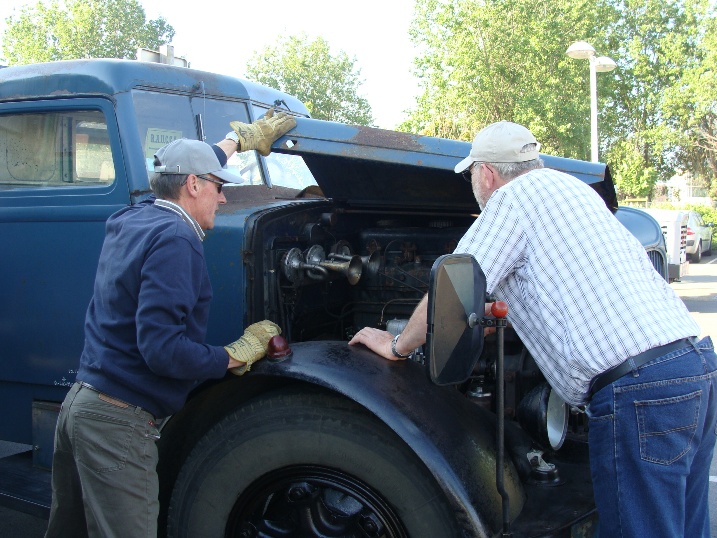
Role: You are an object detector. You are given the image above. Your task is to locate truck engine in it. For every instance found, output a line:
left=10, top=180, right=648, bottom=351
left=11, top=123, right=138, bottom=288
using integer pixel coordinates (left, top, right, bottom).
left=248, top=199, right=588, bottom=469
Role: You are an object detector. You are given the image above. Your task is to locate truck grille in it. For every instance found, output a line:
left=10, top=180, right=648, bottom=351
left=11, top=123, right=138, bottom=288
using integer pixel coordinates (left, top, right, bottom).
left=646, top=249, right=667, bottom=280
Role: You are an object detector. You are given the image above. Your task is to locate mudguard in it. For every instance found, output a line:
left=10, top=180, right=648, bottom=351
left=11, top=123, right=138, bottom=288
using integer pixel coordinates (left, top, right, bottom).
left=239, top=341, right=522, bottom=536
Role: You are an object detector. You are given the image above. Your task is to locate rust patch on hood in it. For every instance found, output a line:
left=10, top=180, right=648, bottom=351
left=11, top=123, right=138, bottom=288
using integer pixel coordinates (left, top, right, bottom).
left=349, top=125, right=424, bottom=152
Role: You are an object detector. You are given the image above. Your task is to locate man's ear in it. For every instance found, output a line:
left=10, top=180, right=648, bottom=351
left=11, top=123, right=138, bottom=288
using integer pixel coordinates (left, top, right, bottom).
left=185, top=174, right=201, bottom=198
left=483, top=164, right=503, bottom=189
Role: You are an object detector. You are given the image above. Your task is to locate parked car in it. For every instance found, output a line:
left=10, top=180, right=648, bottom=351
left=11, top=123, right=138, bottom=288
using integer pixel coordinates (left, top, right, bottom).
left=685, top=210, right=713, bottom=262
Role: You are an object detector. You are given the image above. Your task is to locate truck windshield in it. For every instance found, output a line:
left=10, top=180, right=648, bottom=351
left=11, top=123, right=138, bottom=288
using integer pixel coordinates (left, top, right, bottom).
left=132, top=90, right=316, bottom=191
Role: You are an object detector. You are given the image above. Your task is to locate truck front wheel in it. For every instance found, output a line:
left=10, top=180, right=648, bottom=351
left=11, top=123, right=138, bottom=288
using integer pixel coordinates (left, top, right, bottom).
left=166, top=388, right=460, bottom=538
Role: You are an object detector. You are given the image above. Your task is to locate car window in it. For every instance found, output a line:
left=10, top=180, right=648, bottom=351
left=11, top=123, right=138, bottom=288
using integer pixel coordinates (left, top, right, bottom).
left=0, top=110, right=114, bottom=190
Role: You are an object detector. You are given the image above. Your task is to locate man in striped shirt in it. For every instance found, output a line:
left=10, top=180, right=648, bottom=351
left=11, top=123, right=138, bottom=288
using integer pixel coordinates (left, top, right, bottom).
left=350, top=121, right=717, bottom=538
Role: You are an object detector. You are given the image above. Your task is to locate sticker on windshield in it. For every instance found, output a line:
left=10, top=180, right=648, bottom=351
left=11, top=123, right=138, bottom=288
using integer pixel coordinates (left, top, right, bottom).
left=145, top=129, right=183, bottom=159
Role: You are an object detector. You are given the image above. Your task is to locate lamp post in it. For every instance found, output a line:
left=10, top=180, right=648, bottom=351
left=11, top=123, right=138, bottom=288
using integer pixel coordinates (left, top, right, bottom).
left=566, top=41, right=616, bottom=163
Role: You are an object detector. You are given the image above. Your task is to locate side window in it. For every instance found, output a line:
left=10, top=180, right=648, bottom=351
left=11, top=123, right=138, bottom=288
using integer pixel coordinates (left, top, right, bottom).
left=0, top=110, right=114, bottom=190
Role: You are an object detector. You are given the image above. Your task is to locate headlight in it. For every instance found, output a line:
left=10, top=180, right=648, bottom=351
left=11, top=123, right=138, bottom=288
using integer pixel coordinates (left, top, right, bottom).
left=516, top=382, right=569, bottom=451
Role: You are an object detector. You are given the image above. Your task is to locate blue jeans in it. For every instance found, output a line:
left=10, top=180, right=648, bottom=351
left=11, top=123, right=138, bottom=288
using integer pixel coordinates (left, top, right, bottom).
left=587, top=337, right=717, bottom=538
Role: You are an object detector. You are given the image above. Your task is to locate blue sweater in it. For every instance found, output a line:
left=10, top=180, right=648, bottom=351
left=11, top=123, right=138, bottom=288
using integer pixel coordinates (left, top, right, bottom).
left=78, top=199, right=228, bottom=418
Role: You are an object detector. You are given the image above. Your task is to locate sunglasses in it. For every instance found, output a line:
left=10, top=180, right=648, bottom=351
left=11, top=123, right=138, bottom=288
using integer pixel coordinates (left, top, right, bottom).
left=461, top=162, right=481, bottom=183
left=197, top=174, right=225, bottom=194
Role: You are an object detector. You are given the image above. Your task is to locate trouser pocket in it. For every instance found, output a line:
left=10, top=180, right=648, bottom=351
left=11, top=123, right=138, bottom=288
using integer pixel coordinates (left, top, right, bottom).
left=636, top=389, right=701, bottom=465
left=74, top=410, right=135, bottom=472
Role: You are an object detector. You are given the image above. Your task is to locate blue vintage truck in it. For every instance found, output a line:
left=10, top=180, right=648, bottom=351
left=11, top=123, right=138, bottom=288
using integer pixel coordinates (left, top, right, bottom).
left=0, top=58, right=667, bottom=537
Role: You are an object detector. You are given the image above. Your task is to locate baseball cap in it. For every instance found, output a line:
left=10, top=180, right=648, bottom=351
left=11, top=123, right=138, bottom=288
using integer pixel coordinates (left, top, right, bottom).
left=153, top=139, right=241, bottom=183
left=454, top=121, right=541, bottom=173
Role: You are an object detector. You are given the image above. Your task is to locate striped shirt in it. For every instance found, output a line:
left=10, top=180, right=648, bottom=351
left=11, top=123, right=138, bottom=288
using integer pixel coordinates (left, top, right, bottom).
left=454, top=167, right=700, bottom=405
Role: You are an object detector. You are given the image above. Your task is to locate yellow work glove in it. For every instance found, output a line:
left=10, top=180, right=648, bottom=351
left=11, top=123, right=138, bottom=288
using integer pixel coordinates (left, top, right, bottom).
left=226, top=320, right=282, bottom=375
left=229, top=109, right=297, bottom=156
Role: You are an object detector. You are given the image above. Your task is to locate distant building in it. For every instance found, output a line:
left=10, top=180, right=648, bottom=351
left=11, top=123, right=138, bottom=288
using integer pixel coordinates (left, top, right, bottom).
left=662, top=171, right=713, bottom=207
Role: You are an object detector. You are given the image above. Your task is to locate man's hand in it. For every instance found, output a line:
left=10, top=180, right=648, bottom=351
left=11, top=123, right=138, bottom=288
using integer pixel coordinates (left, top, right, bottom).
left=484, top=302, right=497, bottom=336
left=226, top=320, right=281, bottom=375
left=349, top=327, right=403, bottom=361
left=230, top=109, right=296, bottom=156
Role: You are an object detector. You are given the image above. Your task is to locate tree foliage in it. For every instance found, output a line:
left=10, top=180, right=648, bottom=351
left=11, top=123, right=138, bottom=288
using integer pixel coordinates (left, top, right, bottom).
left=246, top=35, right=374, bottom=126
left=403, top=0, right=614, bottom=159
left=660, top=3, right=717, bottom=193
left=603, top=0, right=710, bottom=198
left=403, top=0, right=717, bottom=201
left=2, top=0, right=174, bottom=65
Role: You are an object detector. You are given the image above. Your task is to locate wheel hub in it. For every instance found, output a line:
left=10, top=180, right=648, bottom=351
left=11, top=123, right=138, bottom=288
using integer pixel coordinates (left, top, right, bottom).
left=226, top=465, right=407, bottom=538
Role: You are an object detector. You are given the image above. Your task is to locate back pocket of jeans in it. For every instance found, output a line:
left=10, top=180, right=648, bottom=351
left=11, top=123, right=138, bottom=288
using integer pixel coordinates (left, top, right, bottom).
left=74, top=411, right=134, bottom=472
left=636, top=390, right=701, bottom=465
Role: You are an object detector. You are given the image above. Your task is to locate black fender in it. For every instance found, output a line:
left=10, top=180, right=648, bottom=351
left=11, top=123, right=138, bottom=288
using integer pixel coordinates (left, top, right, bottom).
left=238, top=340, right=524, bottom=535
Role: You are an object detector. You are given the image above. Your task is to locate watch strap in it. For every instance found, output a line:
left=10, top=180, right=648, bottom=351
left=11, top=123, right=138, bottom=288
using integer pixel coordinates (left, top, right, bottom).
left=391, top=333, right=412, bottom=359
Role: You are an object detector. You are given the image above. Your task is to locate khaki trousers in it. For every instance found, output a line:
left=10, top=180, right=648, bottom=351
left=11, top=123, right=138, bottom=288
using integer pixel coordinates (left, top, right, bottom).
left=45, top=382, right=161, bottom=538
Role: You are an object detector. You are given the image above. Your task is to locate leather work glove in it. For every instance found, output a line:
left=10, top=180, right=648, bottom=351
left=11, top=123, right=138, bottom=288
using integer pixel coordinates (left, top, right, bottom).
left=229, top=109, right=297, bottom=156
left=226, top=320, right=282, bottom=375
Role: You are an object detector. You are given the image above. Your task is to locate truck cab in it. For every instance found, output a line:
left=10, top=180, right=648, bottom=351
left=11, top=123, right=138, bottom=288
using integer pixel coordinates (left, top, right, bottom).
left=0, top=59, right=668, bottom=537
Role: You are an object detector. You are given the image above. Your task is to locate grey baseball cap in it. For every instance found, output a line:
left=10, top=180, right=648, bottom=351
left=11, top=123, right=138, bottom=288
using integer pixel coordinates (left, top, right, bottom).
left=454, top=121, right=541, bottom=173
left=154, top=139, right=240, bottom=183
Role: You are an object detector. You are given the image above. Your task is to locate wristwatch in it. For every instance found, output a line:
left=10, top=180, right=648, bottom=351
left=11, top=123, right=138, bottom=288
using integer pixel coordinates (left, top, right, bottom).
left=225, top=131, right=240, bottom=146
left=391, top=333, right=412, bottom=359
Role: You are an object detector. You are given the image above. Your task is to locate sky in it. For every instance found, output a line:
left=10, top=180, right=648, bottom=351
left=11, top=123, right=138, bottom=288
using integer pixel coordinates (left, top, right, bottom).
left=0, top=0, right=423, bottom=129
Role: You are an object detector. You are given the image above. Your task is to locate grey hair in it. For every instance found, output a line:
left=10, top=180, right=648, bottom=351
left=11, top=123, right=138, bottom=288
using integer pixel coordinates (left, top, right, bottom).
left=487, top=143, right=544, bottom=180
left=149, top=172, right=189, bottom=200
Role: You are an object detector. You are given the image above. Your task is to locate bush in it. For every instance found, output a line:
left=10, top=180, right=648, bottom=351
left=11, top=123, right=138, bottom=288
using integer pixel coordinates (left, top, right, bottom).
left=643, top=202, right=717, bottom=226
left=686, top=204, right=717, bottom=227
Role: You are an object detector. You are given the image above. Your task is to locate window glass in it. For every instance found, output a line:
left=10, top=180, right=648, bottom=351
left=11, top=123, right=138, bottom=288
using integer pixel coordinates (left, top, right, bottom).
left=131, top=90, right=317, bottom=191
left=133, top=89, right=260, bottom=187
left=0, top=110, right=114, bottom=190
left=252, top=105, right=317, bottom=190
left=132, top=90, right=199, bottom=175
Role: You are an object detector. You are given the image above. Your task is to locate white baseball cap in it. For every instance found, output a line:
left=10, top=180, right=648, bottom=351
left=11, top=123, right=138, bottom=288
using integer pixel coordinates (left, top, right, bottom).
left=454, top=121, right=541, bottom=173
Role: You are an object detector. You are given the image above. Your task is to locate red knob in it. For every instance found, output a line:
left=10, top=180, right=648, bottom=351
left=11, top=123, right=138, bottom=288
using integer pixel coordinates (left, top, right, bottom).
left=268, top=335, right=292, bottom=359
left=491, top=301, right=508, bottom=318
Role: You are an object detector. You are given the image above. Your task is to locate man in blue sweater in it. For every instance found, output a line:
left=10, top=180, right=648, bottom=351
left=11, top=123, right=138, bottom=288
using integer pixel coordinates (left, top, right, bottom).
left=45, top=111, right=296, bottom=538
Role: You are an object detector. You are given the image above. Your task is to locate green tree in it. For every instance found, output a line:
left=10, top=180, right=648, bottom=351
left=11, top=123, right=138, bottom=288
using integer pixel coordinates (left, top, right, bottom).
left=2, top=0, right=174, bottom=65
left=403, top=0, right=717, bottom=202
left=401, top=0, right=616, bottom=159
left=659, top=3, right=717, bottom=197
left=602, top=0, right=711, bottom=198
left=246, top=35, right=374, bottom=126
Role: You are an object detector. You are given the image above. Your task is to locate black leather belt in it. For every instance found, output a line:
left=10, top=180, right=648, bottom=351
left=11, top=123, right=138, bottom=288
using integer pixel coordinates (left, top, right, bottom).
left=589, top=338, right=693, bottom=398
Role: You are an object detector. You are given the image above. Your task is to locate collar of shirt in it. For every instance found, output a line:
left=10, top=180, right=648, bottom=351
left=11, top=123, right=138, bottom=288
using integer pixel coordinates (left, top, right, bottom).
left=154, top=199, right=205, bottom=242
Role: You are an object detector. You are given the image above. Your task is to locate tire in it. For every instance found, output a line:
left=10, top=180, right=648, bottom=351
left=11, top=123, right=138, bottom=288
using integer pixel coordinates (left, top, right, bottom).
left=704, top=237, right=712, bottom=256
left=166, top=388, right=459, bottom=538
left=692, top=241, right=702, bottom=263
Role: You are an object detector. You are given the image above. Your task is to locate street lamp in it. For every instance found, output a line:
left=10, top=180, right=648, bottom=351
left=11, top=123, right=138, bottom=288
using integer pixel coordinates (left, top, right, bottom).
left=566, top=41, right=617, bottom=162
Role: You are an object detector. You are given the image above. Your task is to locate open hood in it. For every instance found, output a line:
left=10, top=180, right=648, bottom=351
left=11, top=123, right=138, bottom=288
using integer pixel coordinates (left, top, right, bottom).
left=273, top=118, right=618, bottom=212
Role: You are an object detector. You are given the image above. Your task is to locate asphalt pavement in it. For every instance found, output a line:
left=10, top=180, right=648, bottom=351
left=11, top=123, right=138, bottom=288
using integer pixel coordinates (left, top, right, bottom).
left=1, top=256, right=716, bottom=537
